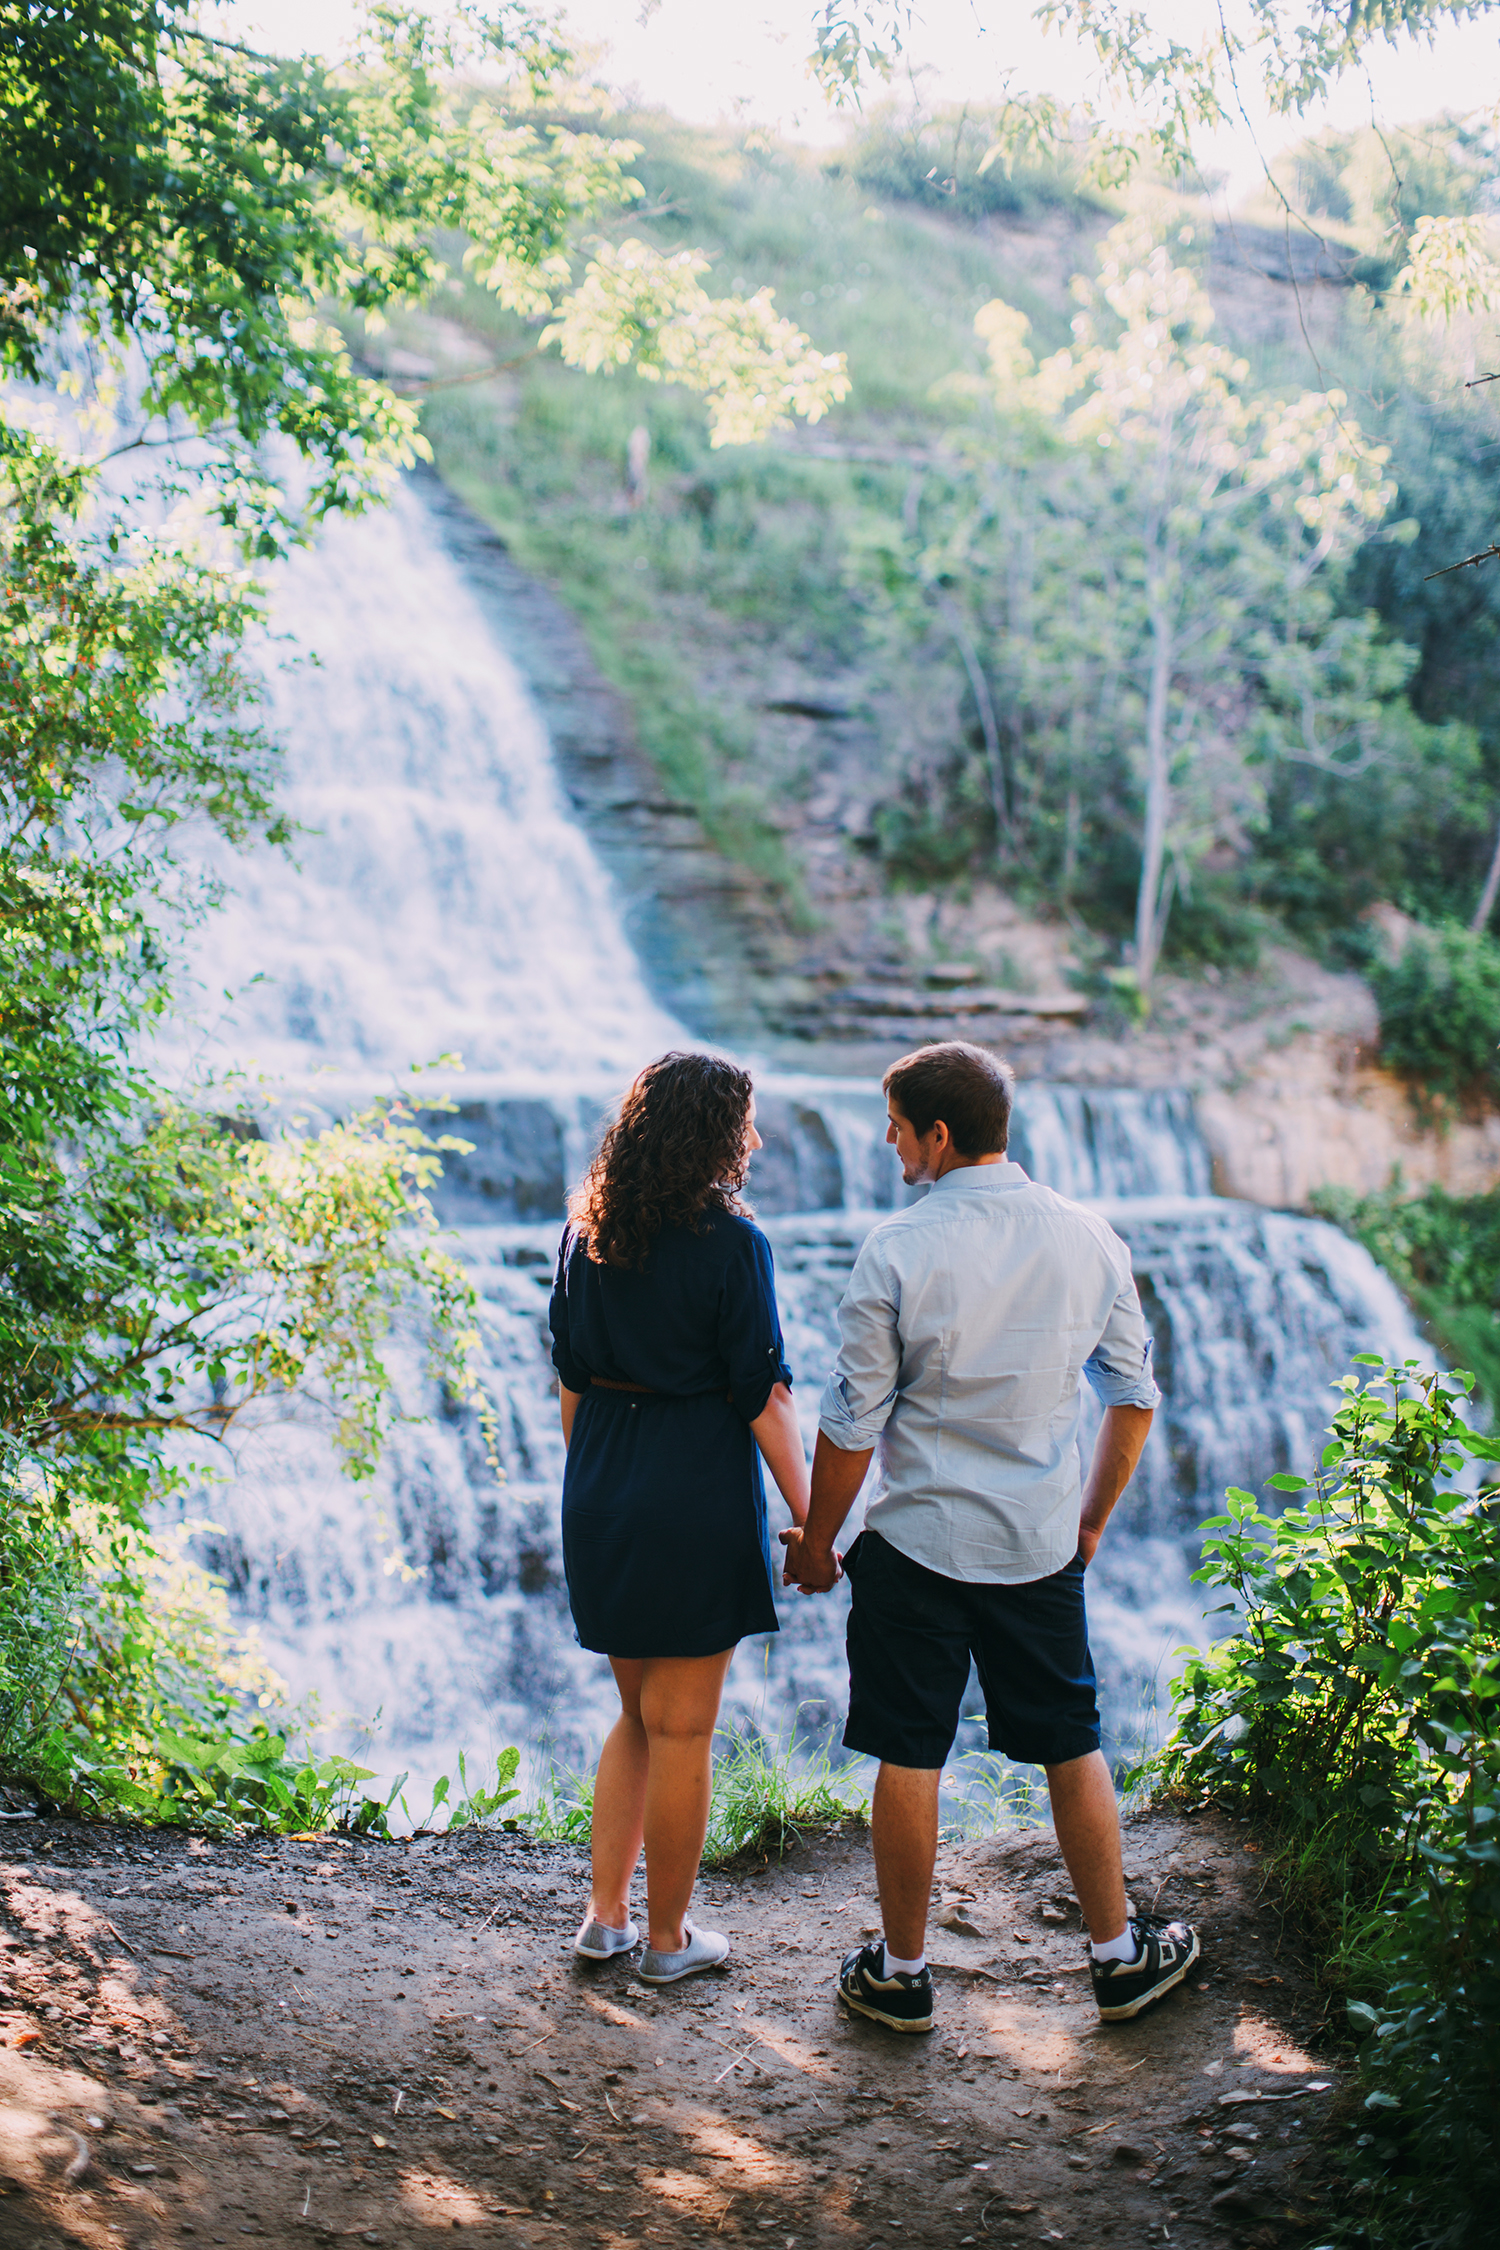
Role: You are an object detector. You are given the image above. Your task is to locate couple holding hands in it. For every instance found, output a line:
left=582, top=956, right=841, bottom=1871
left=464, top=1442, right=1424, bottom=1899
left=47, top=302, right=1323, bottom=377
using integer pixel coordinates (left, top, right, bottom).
left=549, top=1042, right=1199, bottom=2034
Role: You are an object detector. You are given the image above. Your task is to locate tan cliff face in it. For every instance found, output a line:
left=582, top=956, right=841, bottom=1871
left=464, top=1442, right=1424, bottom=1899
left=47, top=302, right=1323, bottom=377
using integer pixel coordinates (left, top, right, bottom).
left=1195, top=908, right=1500, bottom=1208
left=1199, top=1052, right=1500, bottom=1207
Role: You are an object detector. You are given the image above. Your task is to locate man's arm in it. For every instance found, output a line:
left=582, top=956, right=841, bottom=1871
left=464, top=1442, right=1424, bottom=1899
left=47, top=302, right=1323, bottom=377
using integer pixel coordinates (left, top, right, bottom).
left=1077, top=1404, right=1153, bottom=1564
left=785, top=1231, right=899, bottom=1591
left=779, top=1431, right=872, bottom=1592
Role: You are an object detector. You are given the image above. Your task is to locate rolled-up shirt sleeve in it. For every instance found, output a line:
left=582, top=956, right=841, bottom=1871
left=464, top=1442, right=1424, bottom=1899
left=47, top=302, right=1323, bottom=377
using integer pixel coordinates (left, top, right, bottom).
left=1083, top=1271, right=1162, bottom=1409
left=549, top=1232, right=591, bottom=1393
left=719, top=1225, right=793, bottom=1423
left=818, top=1235, right=902, bottom=1452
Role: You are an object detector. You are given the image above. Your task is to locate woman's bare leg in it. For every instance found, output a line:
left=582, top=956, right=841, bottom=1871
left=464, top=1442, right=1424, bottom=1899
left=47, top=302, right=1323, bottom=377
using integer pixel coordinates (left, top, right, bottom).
left=639, top=1648, right=735, bottom=1953
left=587, top=1658, right=649, bottom=1929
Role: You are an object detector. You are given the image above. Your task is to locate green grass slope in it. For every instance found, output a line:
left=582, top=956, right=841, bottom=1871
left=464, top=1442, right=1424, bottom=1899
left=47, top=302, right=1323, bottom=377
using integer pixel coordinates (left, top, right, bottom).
left=359, top=110, right=1500, bottom=984
left=367, top=115, right=1108, bottom=911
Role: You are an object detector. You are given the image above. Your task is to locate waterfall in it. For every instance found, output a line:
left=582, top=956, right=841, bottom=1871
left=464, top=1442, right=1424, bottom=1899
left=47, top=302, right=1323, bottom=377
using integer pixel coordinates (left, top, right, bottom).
left=166, top=475, right=1428, bottom=1800
left=176, top=481, right=685, bottom=1084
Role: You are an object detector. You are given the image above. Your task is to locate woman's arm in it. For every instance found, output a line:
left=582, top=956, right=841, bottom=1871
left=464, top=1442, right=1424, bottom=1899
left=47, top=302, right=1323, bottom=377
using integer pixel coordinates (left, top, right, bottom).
left=749, top=1381, right=810, bottom=1526
left=559, top=1383, right=586, bottom=1450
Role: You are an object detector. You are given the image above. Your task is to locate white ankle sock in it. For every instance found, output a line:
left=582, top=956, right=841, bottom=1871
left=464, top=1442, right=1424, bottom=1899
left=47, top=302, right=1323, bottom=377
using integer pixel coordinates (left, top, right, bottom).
left=1091, top=1925, right=1143, bottom=1965
left=880, top=1943, right=926, bottom=1979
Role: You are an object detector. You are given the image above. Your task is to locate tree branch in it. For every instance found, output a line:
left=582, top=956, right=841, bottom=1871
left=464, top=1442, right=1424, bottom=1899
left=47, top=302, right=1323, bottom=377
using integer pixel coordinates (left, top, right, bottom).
left=1425, top=543, right=1500, bottom=580
left=384, top=345, right=543, bottom=398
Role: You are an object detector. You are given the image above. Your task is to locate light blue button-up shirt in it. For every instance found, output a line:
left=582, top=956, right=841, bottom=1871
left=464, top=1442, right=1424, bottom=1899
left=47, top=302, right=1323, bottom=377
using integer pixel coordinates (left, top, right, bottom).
left=817, top=1160, right=1160, bottom=1585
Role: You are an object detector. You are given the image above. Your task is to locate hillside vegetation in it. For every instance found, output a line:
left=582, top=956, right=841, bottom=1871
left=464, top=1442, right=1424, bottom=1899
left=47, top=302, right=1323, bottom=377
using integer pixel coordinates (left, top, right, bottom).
left=368, top=107, right=1500, bottom=1011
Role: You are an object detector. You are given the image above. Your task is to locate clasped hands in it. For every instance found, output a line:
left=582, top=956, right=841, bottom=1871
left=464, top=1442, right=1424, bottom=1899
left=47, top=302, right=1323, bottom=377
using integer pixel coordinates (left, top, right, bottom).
left=778, top=1524, right=843, bottom=1594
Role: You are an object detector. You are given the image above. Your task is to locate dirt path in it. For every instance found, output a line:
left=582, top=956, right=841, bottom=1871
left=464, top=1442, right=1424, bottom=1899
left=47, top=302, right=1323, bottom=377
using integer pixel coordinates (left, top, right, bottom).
left=1, top=1806, right=1345, bottom=2250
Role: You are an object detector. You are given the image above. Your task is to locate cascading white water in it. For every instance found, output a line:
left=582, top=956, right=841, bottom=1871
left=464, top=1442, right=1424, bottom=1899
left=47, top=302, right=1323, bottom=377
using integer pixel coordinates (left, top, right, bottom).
left=177, top=482, right=685, bottom=1085
left=166, top=475, right=1430, bottom=1803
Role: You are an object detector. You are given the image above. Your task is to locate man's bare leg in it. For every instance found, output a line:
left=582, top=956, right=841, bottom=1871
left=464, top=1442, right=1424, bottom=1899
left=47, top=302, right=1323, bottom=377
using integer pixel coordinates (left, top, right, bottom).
left=871, top=1763, right=941, bottom=1961
left=1044, top=1749, right=1129, bottom=1943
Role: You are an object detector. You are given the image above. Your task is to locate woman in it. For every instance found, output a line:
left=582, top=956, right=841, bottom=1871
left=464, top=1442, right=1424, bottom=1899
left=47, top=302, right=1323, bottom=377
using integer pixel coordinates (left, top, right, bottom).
left=549, top=1052, right=809, bottom=1984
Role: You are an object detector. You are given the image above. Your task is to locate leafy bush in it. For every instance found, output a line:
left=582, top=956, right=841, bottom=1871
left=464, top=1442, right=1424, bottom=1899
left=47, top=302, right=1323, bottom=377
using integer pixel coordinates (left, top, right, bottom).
left=1162, top=1357, right=1500, bottom=2247
left=0, top=1481, right=400, bottom=1835
left=400, top=1749, right=523, bottom=1838
left=0, top=1482, right=81, bottom=1778
left=828, top=105, right=1108, bottom=223
left=1370, top=921, right=1500, bottom=1104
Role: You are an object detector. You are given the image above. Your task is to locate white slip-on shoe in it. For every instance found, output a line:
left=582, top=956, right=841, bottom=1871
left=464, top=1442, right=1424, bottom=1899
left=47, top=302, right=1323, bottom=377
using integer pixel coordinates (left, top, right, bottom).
left=574, top=1914, right=640, bottom=1961
left=637, top=1922, right=731, bottom=1984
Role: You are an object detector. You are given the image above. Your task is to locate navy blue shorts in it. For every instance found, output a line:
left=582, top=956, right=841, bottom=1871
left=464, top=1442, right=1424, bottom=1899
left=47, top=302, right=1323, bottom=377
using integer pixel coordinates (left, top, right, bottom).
left=842, top=1529, right=1102, bottom=1769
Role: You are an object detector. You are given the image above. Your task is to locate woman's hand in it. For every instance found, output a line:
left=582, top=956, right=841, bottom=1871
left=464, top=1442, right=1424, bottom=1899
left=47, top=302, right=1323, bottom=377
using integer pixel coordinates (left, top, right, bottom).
left=748, top=1383, right=811, bottom=1526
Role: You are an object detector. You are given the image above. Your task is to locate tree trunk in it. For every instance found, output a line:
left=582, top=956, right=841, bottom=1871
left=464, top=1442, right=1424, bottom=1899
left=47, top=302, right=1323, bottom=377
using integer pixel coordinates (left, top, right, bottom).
left=1470, top=809, right=1500, bottom=935
left=936, top=592, right=1010, bottom=845
left=1135, top=601, right=1174, bottom=992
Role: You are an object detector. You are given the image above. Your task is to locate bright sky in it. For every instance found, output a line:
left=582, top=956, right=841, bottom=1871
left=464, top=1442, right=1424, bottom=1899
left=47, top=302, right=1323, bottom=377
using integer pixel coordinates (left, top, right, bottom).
left=221, top=0, right=1500, bottom=198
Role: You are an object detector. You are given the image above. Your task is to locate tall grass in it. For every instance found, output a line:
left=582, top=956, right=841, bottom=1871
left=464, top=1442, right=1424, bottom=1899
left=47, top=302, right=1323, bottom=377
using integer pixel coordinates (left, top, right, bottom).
left=701, top=1721, right=868, bottom=1865
left=521, top=1715, right=869, bottom=1866
left=942, top=1749, right=1049, bottom=1838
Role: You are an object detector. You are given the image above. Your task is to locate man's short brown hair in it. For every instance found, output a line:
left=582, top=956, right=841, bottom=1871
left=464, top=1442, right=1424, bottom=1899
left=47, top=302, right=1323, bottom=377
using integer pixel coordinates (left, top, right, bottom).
left=883, top=1041, right=1015, bottom=1158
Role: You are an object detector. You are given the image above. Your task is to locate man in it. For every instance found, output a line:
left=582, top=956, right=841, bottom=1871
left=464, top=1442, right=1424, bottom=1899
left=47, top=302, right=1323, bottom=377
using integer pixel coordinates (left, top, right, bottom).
left=780, top=1041, right=1199, bottom=2033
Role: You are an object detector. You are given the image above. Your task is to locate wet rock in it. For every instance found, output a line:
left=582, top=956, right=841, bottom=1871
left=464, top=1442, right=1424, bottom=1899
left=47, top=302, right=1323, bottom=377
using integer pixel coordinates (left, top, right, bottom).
left=420, top=1100, right=567, bottom=1222
left=1210, top=2182, right=1268, bottom=2224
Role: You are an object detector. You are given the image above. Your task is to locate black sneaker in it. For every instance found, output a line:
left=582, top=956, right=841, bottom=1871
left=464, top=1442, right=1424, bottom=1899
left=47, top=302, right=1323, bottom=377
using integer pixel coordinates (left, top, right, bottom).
left=1090, top=1913, right=1201, bottom=2021
left=836, top=1942, right=935, bottom=2034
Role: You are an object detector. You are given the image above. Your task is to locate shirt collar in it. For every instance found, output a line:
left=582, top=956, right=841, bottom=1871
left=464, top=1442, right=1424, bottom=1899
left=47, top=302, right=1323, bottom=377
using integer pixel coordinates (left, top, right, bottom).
left=930, top=1158, right=1032, bottom=1194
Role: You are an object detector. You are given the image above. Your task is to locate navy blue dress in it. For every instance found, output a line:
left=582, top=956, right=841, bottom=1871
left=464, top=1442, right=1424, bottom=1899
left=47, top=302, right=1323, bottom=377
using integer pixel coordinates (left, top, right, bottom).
left=549, top=1211, right=792, bottom=1659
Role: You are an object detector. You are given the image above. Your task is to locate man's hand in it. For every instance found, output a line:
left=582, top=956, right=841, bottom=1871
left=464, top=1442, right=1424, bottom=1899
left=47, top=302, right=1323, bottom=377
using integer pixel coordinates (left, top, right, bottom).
left=781, top=1432, right=872, bottom=1593
left=778, top=1525, right=842, bottom=1593
left=1077, top=1404, right=1154, bottom=1567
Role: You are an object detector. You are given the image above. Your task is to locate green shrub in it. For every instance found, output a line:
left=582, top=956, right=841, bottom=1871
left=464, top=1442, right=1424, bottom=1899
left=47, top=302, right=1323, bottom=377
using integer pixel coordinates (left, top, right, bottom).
left=1162, top=1357, right=1500, bottom=2248
left=0, top=1483, right=81, bottom=1779
left=0, top=1480, right=417, bottom=1838
left=1370, top=921, right=1500, bottom=1103
left=827, top=105, right=1109, bottom=224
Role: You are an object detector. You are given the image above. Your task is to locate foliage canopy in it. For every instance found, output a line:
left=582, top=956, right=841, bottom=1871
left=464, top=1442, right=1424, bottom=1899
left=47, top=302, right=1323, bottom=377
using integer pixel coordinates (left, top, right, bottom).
left=851, top=215, right=1432, bottom=984
left=1, top=0, right=847, bottom=541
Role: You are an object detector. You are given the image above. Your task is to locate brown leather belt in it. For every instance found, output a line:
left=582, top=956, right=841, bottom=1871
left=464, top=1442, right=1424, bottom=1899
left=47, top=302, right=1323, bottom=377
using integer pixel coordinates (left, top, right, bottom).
left=588, top=1376, right=735, bottom=1404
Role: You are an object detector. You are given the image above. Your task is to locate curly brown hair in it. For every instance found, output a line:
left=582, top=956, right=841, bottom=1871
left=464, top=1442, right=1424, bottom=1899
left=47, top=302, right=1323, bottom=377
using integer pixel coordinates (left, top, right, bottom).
left=570, top=1052, right=756, bottom=1269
